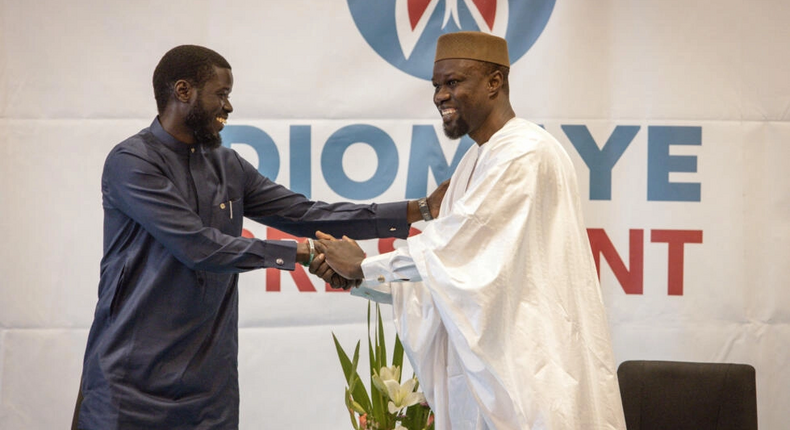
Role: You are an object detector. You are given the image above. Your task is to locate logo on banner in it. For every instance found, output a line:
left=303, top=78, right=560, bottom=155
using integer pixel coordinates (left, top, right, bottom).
left=347, top=0, right=555, bottom=80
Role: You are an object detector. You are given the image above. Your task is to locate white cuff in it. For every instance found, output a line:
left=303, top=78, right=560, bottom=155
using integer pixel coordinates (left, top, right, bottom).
left=361, top=248, right=421, bottom=284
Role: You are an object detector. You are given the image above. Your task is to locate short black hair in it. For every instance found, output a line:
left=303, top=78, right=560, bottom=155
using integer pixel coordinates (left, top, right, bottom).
left=153, top=45, right=231, bottom=114
left=480, top=61, right=510, bottom=95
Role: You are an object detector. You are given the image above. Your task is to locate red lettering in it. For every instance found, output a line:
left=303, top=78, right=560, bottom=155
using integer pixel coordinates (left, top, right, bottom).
left=587, top=229, right=644, bottom=294
left=650, top=230, right=703, bottom=295
left=252, top=226, right=700, bottom=296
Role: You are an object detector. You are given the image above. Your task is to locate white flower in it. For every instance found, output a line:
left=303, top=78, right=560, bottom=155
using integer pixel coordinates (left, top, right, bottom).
left=379, top=365, right=401, bottom=381
left=385, top=378, right=426, bottom=414
left=372, top=365, right=401, bottom=394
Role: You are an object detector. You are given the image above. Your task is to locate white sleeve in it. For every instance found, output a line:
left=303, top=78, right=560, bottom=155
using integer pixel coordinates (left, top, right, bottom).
left=360, top=245, right=422, bottom=283
left=349, top=247, right=423, bottom=304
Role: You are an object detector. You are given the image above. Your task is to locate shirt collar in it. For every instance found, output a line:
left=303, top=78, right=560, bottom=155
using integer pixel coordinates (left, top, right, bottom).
left=150, top=117, right=195, bottom=155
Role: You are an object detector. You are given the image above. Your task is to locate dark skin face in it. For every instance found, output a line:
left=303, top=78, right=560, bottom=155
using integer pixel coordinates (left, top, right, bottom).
left=432, top=58, right=514, bottom=145
left=160, top=66, right=234, bottom=148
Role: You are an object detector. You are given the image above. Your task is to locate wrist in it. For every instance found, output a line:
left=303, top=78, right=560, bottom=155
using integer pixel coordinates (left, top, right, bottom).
left=296, top=240, right=315, bottom=266
left=349, top=257, right=365, bottom=280
left=406, top=198, right=435, bottom=223
left=296, top=242, right=308, bottom=264
left=406, top=200, right=421, bottom=224
left=417, top=197, right=433, bottom=221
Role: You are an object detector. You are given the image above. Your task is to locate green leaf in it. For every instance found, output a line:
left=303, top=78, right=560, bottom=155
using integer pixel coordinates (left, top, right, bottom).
left=350, top=400, right=367, bottom=415
left=392, top=333, right=404, bottom=382
left=344, top=388, right=360, bottom=430
left=402, top=403, right=432, bottom=430
left=347, top=406, right=360, bottom=430
left=349, top=342, right=360, bottom=385
left=349, top=341, right=372, bottom=413
left=377, top=304, right=387, bottom=369
left=366, top=301, right=372, bottom=344
left=332, top=333, right=372, bottom=413
left=332, top=332, right=353, bottom=382
left=368, top=302, right=392, bottom=427
left=368, top=336, right=385, bottom=425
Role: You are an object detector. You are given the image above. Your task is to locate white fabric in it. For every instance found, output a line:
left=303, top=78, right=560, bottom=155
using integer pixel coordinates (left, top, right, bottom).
left=361, top=118, right=626, bottom=430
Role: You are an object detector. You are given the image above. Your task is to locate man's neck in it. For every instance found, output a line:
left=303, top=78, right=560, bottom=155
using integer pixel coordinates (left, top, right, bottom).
left=158, top=113, right=195, bottom=144
left=470, top=107, right=516, bottom=146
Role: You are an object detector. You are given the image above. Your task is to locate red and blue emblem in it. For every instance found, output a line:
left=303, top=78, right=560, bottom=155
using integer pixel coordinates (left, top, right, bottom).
left=348, top=0, right=555, bottom=79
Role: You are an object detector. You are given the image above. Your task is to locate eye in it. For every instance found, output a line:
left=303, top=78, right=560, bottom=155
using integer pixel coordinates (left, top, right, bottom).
left=447, top=79, right=459, bottom=87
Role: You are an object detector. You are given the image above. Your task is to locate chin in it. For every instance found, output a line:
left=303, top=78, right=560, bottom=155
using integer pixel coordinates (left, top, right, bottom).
left=443, top=127, right=465, bottom=140
left=195, top=131, right=223, bottom=150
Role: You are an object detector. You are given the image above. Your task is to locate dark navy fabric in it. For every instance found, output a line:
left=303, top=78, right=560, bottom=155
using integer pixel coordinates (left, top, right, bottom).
left=78, top=118, right=409, bottom=429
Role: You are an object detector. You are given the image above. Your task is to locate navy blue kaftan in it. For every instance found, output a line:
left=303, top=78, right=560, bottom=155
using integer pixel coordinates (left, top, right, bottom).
left=78, top=118, right=409, bottom=429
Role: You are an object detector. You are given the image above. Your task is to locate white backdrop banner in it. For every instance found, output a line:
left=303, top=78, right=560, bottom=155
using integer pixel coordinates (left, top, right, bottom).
left=1, top=0, right=789, bottom=429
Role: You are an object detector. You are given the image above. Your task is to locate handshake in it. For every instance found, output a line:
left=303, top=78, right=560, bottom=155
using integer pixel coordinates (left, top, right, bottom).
left=298, top=179, right=449, bottom=289
left=301, top=231, right=369, bottom=290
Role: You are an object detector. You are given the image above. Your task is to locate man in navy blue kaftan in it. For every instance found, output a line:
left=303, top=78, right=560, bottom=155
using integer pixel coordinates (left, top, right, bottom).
left=72, top=45, right=444, bottom=430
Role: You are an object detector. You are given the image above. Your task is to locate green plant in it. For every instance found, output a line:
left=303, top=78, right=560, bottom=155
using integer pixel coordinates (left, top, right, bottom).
left=332, top=303, right=434, bottom=430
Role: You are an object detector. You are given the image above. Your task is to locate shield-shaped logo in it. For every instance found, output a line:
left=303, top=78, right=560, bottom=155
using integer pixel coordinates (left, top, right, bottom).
left=348, top=0, right=555, bottom=80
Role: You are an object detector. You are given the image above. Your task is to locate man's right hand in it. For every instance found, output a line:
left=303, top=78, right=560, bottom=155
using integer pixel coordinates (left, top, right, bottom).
left=309, top=252, right=360, bottom=290
left=314, top=231, right=366, bottom=280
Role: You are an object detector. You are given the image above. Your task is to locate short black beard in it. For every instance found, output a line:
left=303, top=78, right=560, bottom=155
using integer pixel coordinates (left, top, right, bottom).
left=443, top=118, right=470, bottom=140
left=184, top=99, right=222, bottom=150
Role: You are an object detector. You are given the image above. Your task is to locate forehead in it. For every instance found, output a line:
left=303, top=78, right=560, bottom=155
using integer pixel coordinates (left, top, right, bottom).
left=204, top=66, right=233, bottom=89
left=432, top=59, right=483, bottom=79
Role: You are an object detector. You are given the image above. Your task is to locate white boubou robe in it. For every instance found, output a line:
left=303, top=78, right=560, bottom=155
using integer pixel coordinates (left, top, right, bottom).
left=360, top=118, right=626, bottom=430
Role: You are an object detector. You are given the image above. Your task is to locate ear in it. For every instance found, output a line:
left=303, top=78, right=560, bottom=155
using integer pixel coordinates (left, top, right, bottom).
left=487, top=70, right=504, bottom=96
left=173, top=79, right=194, bottom=104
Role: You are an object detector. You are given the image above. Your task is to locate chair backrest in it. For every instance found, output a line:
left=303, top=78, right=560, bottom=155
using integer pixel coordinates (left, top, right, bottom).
left=617, top=360, right=757, bottom=430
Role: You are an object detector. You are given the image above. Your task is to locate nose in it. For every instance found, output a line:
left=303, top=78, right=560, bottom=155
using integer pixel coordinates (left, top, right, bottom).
left=224, top=99, right=233, bottom=113
left=434, top=87, right=449, bottom=106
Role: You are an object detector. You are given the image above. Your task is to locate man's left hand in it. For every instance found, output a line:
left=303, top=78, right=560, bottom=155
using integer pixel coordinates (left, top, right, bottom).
left=427, top=179, right=450, bottom=218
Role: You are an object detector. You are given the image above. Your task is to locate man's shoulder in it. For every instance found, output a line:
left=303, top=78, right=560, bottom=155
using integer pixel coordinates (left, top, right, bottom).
left=502, top=118, right=555, bottom=142
left=489, top=119, right=558, bottom=154
left=108, top=127, right=156, bottom=157
left=102, top=128, right=169, bottom=178
left=482, top=119, right=576, bottom=174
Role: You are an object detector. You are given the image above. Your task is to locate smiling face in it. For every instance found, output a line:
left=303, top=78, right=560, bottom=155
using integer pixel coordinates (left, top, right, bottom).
left=184, top=66, right=233, bottom=149
left=432, top=59, right=493, bottom=141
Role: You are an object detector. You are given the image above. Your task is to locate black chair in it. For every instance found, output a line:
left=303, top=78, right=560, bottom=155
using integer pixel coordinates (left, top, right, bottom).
left=617, top=360, right=757, bottom=430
